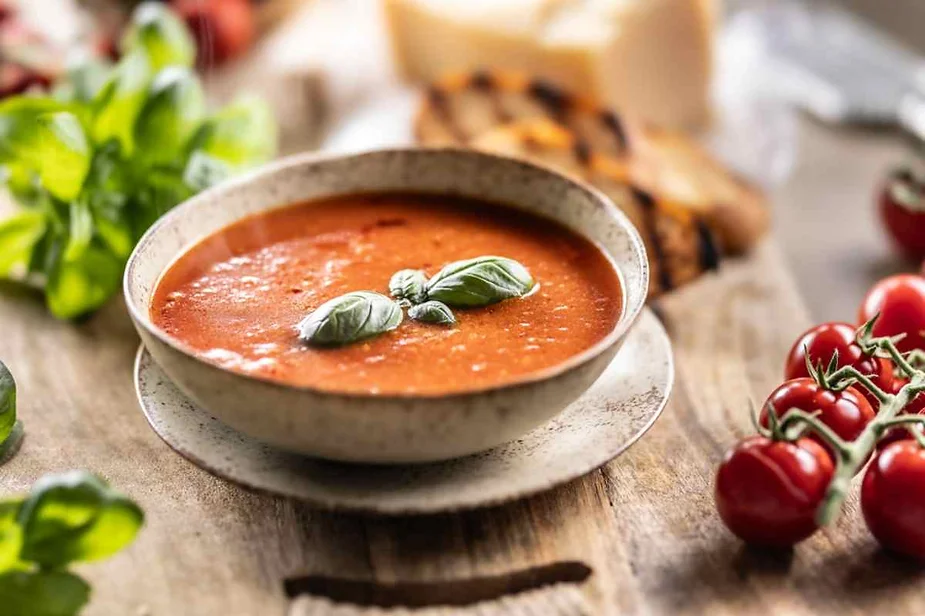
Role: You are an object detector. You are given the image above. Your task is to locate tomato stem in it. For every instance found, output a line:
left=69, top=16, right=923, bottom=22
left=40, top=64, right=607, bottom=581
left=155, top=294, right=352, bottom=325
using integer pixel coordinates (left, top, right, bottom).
left=815, top=331, right=925, bottom=527
left=776, top=409, right=851, bottom=457
left=825, top=365, right=891, bottom=403
left=876, top=417, right=925, bottom=449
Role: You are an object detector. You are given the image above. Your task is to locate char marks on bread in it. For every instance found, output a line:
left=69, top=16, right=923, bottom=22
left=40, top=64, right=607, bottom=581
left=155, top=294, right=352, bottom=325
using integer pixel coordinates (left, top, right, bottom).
left=414, top=70, right=769, bottom=297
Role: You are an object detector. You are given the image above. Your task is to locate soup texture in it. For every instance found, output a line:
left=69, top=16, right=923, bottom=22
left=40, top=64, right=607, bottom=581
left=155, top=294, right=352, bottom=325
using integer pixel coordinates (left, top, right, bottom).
left=151, top=193, right=623, bottom=394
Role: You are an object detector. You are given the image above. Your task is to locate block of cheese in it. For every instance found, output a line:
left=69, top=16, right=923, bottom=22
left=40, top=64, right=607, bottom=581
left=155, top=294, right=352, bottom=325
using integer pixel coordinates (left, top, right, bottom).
left=384, top=0, right=717, bottom=129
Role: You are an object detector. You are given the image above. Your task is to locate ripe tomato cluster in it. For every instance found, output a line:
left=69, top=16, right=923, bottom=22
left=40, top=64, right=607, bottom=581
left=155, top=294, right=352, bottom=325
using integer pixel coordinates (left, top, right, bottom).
left=715, top=273, right=925, bottom=557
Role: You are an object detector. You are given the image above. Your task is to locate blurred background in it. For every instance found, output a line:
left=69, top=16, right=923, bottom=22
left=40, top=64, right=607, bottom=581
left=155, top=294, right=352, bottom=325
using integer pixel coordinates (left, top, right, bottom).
left=4, top=0, right=925, bottom=321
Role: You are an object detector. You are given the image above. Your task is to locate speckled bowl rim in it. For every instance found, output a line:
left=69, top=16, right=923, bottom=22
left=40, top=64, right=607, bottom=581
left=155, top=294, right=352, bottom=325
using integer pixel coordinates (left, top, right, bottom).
left=124, top=147, right=649, bottom=401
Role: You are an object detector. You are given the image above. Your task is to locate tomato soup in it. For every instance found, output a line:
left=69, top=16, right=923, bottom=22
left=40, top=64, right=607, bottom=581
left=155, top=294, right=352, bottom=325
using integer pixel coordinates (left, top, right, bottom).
left=151, top=193, right=623, bottom=394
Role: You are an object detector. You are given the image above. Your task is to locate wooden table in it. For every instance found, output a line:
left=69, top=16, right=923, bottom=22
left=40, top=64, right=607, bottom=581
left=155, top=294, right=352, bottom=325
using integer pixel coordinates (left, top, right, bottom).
left=5, top=4, right=925, bottom=616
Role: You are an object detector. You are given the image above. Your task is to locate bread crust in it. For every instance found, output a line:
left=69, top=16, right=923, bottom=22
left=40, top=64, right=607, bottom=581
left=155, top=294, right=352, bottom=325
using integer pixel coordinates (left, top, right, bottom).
left=471, top=120, right=719, bottom=298
left=415, top=70, right=768, bottom=258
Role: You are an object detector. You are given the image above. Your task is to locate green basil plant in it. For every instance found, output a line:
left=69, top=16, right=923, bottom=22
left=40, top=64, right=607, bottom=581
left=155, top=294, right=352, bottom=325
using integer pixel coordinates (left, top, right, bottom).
left=0, top=2, right=277, bottom=320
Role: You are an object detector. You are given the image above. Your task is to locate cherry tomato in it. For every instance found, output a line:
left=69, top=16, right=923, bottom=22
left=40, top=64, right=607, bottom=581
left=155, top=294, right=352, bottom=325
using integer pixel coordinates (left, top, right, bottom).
left=862, top=440, right=925, bottom=559
left=859, top=274, right=925, bottom=354
left=785, top=321, right=895, bottom=411
left=716, top=436, right=834, bottom=546
left=759, top=378, right=875, bottom=461
left=172, top=0, right=255, bottom=67
left=877, top=425, right=917, bottom=452
left=880, top=169, right=925, bottom=260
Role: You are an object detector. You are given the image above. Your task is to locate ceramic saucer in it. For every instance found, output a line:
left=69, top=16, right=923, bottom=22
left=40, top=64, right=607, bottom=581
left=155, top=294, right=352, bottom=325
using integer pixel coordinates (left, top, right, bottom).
left=134, top=308, right=673, bottom=515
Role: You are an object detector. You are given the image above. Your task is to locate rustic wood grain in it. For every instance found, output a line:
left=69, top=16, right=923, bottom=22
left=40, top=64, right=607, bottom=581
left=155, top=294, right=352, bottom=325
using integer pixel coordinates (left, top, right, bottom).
left=3, top=2, right=925, bottom=614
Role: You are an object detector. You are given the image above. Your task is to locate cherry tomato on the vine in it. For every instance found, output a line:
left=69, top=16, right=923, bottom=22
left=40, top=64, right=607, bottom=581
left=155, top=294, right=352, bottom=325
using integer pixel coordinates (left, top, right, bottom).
left=877, top=424, right=919, bottom=452
left=759, top=378, right=875, bottom=462
left=785, top=321, right=895, bottom=411
left=716, top=436, right=834, bottom=546
left=880, top=169, right=925, bottom=260
left=862, top=440, right=925, bottom=559
left=859, top=274, right=925, bottom=354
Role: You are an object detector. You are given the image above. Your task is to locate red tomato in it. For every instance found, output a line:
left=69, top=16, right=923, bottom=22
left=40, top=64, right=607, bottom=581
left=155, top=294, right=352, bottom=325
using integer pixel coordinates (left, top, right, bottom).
left=859, top=274, right=925, bottom=354
left=862, top=440, right=925, bottom=559
left=172, top=0, right=255, bottom=67
left=716, top=436, right=834, bottom=546
left=880, top=169, right=925, bottom=260
left=759, top=378, right=875, bottom=461
left=877, top=425, right=917, bottom=452
left=785, top=321, right=895, bottom=411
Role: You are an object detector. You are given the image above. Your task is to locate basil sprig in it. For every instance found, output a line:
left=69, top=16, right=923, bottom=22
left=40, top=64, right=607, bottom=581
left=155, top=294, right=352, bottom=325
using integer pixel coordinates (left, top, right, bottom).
left=425, top=256, right=535, bottom=307
left=0, top=471, right=144, bottom=616
left=0, top=361, right=22, bottom=466
left=298, top=256, right=534, bottom=347
left=299, top=292, right=403, bottom=347
left=408, top=300, right=456, bottom=325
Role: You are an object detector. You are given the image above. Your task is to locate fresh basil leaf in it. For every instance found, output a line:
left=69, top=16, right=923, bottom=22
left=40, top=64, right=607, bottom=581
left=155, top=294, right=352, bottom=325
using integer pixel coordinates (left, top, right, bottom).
left=425, top=256, right=535, bottom=307
left=0, top=97, right=69, bottom=114
left=133, top=67, right=206, bottom=168
left=0, top=361, right=16, bottom=446
left=55, top=58, right=112, bottom=105
left=32, top=113, right=92, bottom=202
left=17, top=470, right=144, bottom=567
left=299, top=291, right=403, bottom=347
left=189, top=95, right=277, bottom=169
left=82, top=141, right=133, bottom=258
left=0, top=500, right=23, bottom=571
left=122, top=2, right=196, bottom=72
left=388, top=269, right=427, bottom=305
left=93, top=215, right=133, bottom=261
left=183, top=150, right=231, bottom=192
left=131, top=168, right=192, bottom=240
left=0, top=211, right=47, bottom=278
left=62, top=201, right=93, bottom=263
left=46, top=245, right=122, bottom=319
left=92, top=50, right=151, bottom=153
left=0, top=110, right=91, bottom=202
left=27, top=229, right=62, bottom=277
left=0, top=570, right=90, bottom=616
left=408, top=300, right=456, bottom=326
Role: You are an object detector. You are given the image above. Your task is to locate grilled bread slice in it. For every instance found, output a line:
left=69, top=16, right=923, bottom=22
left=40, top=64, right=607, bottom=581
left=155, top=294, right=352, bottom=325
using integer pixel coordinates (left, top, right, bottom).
left=472, top=120, right=719, bottom=298
left=415, top=70, right=768, bottom=255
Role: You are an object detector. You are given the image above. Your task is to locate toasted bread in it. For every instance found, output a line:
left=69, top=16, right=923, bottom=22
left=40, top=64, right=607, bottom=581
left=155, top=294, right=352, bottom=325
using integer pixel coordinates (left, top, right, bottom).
left=472, top=120, right=719, bottom=298
left=415, top=70, right=768, bottom=255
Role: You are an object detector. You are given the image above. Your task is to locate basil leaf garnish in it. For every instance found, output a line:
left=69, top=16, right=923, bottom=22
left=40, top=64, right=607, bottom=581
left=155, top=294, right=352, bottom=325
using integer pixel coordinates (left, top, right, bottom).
left=389, top=269, right=427, bottom=305
left=299, top=292, right=403, bottom=347
left=426, top=256, right=535, bottom=307
left=408, top=300, right=456, bottom=326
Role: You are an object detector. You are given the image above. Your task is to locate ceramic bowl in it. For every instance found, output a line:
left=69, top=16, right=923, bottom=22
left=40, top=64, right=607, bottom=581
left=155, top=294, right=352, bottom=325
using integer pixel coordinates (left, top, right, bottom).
left=124, top=148, right=649, bottom=463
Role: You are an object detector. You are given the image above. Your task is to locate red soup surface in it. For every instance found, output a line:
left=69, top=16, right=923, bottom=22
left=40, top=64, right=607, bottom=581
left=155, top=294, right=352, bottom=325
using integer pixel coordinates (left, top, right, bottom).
left=151, top=193, right=623, bottom=394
